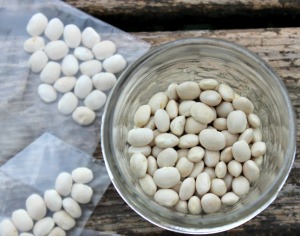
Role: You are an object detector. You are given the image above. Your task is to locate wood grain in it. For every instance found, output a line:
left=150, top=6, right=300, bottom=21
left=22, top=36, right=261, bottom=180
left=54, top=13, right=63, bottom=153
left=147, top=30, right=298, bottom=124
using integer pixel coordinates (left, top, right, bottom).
left=87, top=27, right=300, bottom=235
left=64, top=0, right=300, bottom=31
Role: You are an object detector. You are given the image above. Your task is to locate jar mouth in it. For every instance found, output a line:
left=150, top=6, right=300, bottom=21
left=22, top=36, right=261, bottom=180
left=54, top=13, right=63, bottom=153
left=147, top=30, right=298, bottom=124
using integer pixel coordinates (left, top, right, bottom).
left=101, top=37, right=296, bottom=234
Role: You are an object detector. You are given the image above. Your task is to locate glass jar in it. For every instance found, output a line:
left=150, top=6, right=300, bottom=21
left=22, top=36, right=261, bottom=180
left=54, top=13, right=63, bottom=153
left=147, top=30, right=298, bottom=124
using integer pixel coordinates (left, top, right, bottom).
left=101, top=38, right=296, bottom=234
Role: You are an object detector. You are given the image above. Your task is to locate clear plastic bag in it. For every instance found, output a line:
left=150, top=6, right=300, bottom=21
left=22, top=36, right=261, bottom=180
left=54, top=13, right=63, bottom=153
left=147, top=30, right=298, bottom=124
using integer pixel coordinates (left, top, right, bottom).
left=0, top=132, right=111, bottom=235
left=0, top=0, right=150, bottom=162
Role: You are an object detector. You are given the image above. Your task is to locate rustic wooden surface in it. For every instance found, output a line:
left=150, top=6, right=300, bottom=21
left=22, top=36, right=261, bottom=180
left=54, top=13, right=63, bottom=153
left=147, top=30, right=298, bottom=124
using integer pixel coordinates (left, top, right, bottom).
left=87, top=27, right=300, bottom=235
left=65, top=0, right=300, bottom=31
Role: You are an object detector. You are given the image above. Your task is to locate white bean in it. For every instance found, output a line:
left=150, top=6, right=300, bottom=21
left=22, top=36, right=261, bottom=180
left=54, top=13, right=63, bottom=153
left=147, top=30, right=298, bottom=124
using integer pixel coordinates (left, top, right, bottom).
left=26, top=13, right=48, bottom=36
left=185, top=117, right=207, bottom=134
left=232, top=97, right=254, bottom=114
left=26, top=194, right=47, bottom=221
left=221, top=130, right=239, bottom=147
left=175, top=200, right=188, bottom=214
left=74, top=75, right=93, bottom=99
left=53, top=211, right=75, bottom=231
left=166, top=100, right=179, bottom=119
left=55, top=172, right=73, bottom=197
left=179, top=177, right=195, bottom=200
left=54, top=76, right=76, bottom=93
left=171, top=181, right=182, bottom=193
left=81, top=27, right=100, bottom=49
left=253, top=128, right=262, bottom=142
left=130, top=153, right=147, bottom=178
left=176, top=157, right=194, bottom=178
left=204, top=150, right=220, bottom=167
left=213, top=118, right=227, bottom=131
left=151, top=145, right=163, bottom=158
left=80, top=60, right=102, bottom=77
left=190, top=102, right=215, bottom=124
left=200, top=90, right=222, bottom=106
left=133, top=105, right=152, bottom=128
left=177, top=148, right=189, bottom=159
left=148, top=92, right=169, bottom=114
left=218, top=83, right=234, bottom=102
left=238, top=128, right=254, bottom=144
left=153, top=167, right=180, bottom=188
left=72, top=106, right=96, bottom=126
left=232, top=176, right=250, bottom=196
left=227, top=110, right=247, bottom=134
left=103, top=54, right=127, bottom=74
left=232, top=140, right=251, bottom=162
left=45, top=18, right=64, bottom=41
left=178, top=134, right=199, bottom=148
left=74, top=47, right=94, bottom=61
left=44, top=189, right=62, bottom=212
left=188, top=196, right=202, bottom=214
left=227, top=160, right=242, bottom=177
left=62, top=198, right=82, bottom=218
left=176, top=81, right=200, bottom=100
left=199, top=79, right=219, bottom=90
left=23, top=36, right=45, bottom=53
left=170, top=116, right=186, bottom=136
left=154, top=109, right=170, bottom=132
left=210, top=178, right=227, bottom=196
left=29, top=50, right=48, bottom=73
left=0, top=219, right=18, bottom=236
left=71, top=183, right=93, bottom=204
left=144, top=117, right=156, bottom=131
left=251, top=141, right=266, bottom=157
left=223, top=173, right=233, bottom=190
left=33, top=217, right=54, bottom=236
left=155, top=133, right=179, bottom=148
left=248, top=113, right=261, bottom=128
left=48, top=227, right=66, bottom=236
left=147, top=156, right=158, bottom=176
left=58, top=92, right=78, bottom=115
left=84, top=90, right=106, bottom=111
left=128, top=145, right=151, bottom=156
left=38, top=84, right=57, bottom=103
left=199, top=129, right=226, bottom=151
left=61, top=54, right=79, bottom=76
left=221, top=192, right=240, bottom=205
left=72, top=167, right=93, bottom=184
left=40, top=61, right=61, bottom=84
left=189, top=161, right=204, bottom=178
left=201, top=193, right=221, bottom=213
left=92, top=72, right=117, bottom=92
left=188, top=146, right=205, bottom=162
left=128, top=128, right=153, bottom=147
left=44, top=40, right=69, bottom=60
left=178, top=100, right=196, bottom=117
left=166, top=83, right=178, bottom=100
left=139, top=174, right=157, bottom=196
left=12, top=209, right=33, bottom=232
left=196, top=172, right=211, bottom=195
left=154, top=189, right=179, bottom=207
left=215, top=161, right=227, bottom=178
left=216, top=101, right=234, bottom=118
left=220, top=147, right=233, bottom=163
left=204, top=167, right=216, bottom=179
left=252, top=156, right=263, bottom=168
left=92, top=40, right=116, bottom=60
left=157, top=148, right=178, bottom=167
left=63, top=24, right=81, bottom=48
left=243, top=160, right=260, bottom=182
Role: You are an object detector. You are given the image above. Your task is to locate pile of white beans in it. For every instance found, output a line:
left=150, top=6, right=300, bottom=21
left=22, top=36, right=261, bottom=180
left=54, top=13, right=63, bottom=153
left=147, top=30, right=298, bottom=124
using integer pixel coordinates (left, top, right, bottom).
left=0, top=167, right=93, bottom=236
left=24, top=13, right=127, bottom=126
left=127, top=79, right=266, bottom=214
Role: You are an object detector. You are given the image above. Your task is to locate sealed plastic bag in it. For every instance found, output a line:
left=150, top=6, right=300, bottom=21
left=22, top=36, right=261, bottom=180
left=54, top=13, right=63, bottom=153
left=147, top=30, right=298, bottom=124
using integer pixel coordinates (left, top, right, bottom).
left=0, top=0, right=150, bottom=162
left=0, top=132, right=111, bottom=235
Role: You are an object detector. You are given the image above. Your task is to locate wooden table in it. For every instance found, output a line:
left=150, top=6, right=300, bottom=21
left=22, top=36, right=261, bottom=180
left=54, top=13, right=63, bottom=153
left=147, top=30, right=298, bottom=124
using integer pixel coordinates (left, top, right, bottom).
left=65, top=1, right=300, bottom=235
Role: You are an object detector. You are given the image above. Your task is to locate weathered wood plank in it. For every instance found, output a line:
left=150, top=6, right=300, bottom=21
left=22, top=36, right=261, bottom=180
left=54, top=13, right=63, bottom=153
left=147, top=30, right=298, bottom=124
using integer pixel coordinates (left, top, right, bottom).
left=87, top=27, right=300, bottom=235
left=64, top=0, right=300, bottom=31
